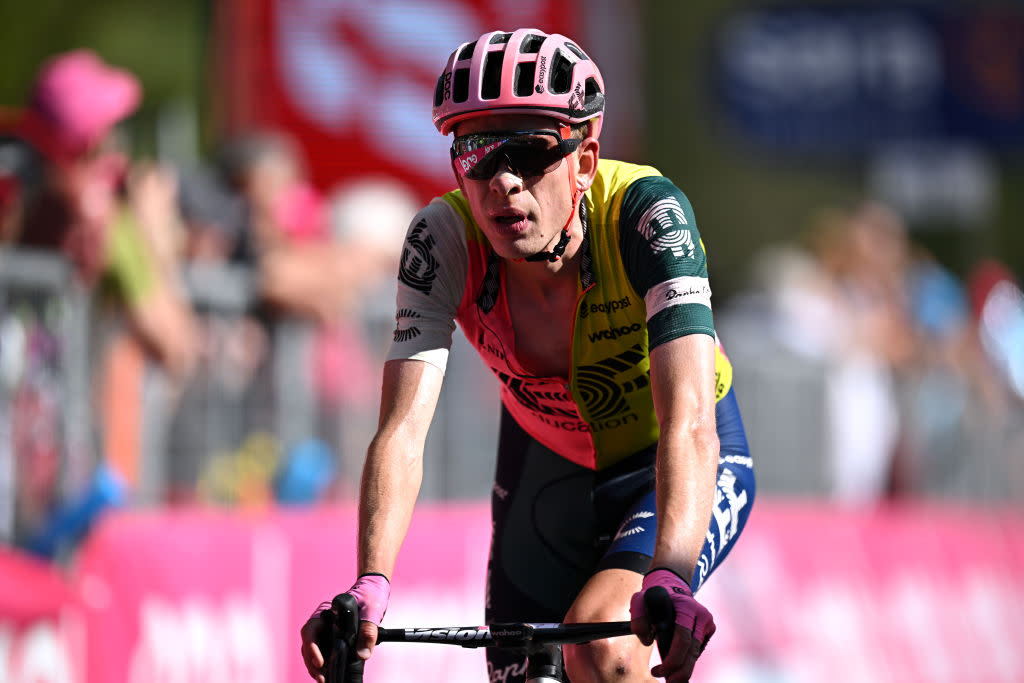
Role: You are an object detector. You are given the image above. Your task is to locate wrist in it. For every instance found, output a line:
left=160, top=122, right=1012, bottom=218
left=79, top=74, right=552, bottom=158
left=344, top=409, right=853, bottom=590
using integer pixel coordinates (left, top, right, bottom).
left=644, top=567, right=693, bottom=594
left=349, top=573, right=391, bottom=625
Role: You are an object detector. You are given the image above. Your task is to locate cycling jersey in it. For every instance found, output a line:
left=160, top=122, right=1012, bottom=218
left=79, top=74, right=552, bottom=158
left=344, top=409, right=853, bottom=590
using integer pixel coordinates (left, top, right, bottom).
left=389, top=158, right=724, bottom=471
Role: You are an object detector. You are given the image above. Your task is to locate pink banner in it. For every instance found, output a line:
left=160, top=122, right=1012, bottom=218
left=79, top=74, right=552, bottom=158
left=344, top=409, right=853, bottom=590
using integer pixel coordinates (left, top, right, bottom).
left=3, top=501, right=1024, bottom=682
left=695, top=502, right=1024, bottom=683
left=71, top=504, right=490, bottom=683
left=0, top=547, right=84, bottom=683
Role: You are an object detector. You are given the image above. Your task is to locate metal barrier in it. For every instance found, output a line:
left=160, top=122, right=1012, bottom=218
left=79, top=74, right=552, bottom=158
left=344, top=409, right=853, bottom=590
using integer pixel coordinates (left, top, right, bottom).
left=0, top=248, right=94, bottom=545
left=3, top=249, right=1019, bottom=538
left=154, top=261, right=501, bottom=504
left=717, top=302, right=1024, bottom=503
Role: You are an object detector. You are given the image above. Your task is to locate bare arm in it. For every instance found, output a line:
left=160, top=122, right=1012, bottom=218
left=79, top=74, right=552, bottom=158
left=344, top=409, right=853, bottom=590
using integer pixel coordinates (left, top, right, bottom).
left=300, top=358, right=444, bottom=680
left=648, top=333, right=719, bottom=582
left=358, top=358, right=445, bottom=578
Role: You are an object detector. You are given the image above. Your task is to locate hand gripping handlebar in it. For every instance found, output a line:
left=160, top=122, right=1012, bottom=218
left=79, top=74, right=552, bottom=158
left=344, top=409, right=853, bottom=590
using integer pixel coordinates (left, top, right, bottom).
left=317, top=588, right=677, bottom=682
left=316, top=593, right=363, bottom=683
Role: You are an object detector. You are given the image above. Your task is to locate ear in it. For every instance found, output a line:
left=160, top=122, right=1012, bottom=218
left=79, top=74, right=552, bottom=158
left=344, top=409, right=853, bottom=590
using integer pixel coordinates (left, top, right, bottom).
left=575, top=136, right=600, bottom=193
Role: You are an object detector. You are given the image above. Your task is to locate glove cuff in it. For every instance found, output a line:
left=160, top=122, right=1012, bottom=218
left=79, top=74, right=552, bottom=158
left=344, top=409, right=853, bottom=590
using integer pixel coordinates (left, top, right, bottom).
left=349, top=573, right=391, bottom=625
left=644, top=567, right=693, bottom=596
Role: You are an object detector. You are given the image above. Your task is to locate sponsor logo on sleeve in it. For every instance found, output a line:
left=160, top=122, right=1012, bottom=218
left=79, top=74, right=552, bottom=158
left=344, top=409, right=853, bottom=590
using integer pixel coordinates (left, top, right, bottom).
left=645, top=277, right=712, bottom=318
left=393, top=308, right=422, bottom=343
left=636, top=197, right=695, bottom=259
left=399, top=219, right=439, bottom=294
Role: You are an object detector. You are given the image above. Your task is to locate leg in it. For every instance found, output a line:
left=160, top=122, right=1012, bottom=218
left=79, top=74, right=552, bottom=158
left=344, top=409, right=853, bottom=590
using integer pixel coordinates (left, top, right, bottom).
left=486, top=407, right=601, bottom=682
left=562, top=569, right=655, bottom=683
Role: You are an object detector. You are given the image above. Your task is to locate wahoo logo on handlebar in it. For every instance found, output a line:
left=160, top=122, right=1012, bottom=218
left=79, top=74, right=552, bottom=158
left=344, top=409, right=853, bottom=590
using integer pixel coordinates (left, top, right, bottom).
left=317, top=589, right=676, bottom=683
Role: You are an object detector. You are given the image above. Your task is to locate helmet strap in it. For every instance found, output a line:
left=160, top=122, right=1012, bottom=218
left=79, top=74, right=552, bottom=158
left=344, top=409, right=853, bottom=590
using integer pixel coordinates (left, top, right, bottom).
left=524, top=129, right=580, bottom=263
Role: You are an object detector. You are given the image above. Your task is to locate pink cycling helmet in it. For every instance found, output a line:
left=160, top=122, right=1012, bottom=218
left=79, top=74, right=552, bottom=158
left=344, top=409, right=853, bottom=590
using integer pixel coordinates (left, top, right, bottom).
left=432, top=29, right=605, bottom=138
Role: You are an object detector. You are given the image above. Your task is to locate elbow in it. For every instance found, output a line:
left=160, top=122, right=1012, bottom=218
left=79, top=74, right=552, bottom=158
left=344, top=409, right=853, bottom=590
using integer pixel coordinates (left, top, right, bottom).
left=677, top=411, right=719, bottom=460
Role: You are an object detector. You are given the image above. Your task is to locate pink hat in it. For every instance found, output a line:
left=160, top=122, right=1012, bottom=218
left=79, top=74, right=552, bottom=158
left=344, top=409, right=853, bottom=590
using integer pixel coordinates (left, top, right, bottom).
left=29, top=49, right=141, bottom=158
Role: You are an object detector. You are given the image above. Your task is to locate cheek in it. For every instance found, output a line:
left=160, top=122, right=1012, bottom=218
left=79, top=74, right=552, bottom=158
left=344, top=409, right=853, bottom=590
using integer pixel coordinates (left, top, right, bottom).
left=460, top=185, right=491, bottom=224
left=534, top=180, right=572, bottom=218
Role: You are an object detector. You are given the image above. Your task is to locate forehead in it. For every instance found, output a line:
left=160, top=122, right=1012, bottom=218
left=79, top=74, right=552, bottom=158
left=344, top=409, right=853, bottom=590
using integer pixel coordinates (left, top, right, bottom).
left=453, top=114, right=561, bottom=137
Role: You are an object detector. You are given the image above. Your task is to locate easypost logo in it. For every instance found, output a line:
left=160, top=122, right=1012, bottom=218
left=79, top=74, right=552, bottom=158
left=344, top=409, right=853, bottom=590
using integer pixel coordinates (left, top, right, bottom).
left=579, top=296, right=632, bottom=319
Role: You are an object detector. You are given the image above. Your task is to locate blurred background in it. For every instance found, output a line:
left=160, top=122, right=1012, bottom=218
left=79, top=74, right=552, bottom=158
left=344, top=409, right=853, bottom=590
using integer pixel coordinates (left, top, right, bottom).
left=0, top=1, right=1022, bottom=682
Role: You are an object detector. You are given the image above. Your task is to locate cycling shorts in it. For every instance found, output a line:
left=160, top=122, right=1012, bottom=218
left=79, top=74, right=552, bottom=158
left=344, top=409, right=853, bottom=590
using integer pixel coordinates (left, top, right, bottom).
left=484, top=388, right=755, bottom=683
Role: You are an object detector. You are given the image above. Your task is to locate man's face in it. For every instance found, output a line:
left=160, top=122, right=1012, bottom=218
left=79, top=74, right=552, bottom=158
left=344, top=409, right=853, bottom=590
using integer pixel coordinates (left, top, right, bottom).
left=452, top=114, right=579, bottom=262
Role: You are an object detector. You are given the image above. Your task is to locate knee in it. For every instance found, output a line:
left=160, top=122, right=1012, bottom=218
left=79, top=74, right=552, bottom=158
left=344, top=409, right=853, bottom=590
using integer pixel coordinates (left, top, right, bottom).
left=563, top=636, right=646, bottom=682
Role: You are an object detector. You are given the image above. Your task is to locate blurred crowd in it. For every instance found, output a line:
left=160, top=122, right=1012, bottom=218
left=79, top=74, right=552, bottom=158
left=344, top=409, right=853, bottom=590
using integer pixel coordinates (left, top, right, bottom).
left=0, top=50, right=416, bottom=559
left=1, top=50, right=1023, bottom=563
left=725, top=201, right=1024, bottom=504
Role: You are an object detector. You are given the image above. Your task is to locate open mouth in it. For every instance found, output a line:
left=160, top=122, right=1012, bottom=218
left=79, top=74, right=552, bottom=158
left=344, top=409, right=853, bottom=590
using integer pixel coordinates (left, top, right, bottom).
left=490, top=209, right=529, bottom=232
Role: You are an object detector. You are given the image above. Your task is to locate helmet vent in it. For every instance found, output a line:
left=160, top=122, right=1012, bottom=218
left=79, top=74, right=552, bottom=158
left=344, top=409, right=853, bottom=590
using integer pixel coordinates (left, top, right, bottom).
left=481, top=51, right=503, bottom=100
left=520, top=34, right=545, bottom=54
left=549, top=50, right=573, bottom=94
left=453, top=67, right=470, bottom=103
left=514, top=63, right=536, bottom=96
left=433, top=75, right=445, bottom=107
left=565, top=43, right=587, bottom=60
left=489, top=32, right=511, bottom=45
left=457, top=43, right=475, bottom=61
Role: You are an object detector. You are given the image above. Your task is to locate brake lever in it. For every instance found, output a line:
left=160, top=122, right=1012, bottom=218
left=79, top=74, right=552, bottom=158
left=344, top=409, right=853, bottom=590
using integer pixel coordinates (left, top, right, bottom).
left=643, top=585, right=676, bottom=661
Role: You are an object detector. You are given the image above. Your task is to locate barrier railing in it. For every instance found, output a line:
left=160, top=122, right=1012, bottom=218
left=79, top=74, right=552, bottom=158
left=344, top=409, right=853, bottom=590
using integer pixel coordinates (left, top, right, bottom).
left=0, top=248, right=94, bottom=546
left=2, top=248, right=1020, bottom=548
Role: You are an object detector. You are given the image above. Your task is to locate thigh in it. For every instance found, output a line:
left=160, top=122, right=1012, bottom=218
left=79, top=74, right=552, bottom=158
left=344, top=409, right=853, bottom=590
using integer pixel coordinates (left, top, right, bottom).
left=486, top=408, right=602, bottom=682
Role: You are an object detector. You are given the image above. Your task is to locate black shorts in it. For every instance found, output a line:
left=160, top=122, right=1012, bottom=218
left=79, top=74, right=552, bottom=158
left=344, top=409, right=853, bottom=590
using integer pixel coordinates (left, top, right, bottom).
left=484, top=387, right=756, bottom=683
left=484, top=406, right=657, bottom=682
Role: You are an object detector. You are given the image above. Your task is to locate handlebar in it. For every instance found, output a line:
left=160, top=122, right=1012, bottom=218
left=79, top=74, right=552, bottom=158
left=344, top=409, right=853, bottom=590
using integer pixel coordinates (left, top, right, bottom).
left=642, top=585, right=676, bottom=661
left=317, top=588, right=676, bottom=683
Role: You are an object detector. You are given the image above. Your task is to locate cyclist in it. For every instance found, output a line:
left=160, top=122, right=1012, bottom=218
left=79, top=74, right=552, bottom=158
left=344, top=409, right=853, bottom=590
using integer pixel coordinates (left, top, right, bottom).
left=301, top=28, right=755, bottom=683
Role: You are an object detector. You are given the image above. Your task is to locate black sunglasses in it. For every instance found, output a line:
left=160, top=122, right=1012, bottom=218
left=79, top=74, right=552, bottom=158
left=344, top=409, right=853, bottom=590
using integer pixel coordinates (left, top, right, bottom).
left=451, top=129, right=581, bottom=181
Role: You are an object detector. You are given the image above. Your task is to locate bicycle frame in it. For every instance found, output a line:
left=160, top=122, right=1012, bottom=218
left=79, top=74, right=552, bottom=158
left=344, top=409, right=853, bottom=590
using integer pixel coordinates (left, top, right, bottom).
left=319, top=590, right=675, bottom=683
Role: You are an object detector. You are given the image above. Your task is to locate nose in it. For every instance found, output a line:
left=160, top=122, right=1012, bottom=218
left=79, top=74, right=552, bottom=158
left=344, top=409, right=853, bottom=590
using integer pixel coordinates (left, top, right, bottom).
left=489, top=157, right=523, bottom=194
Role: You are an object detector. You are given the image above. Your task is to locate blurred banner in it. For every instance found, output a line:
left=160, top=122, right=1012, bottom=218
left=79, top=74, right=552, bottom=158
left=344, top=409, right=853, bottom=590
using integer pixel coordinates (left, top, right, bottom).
left=214, top=0, right=580, bottom=202
left=3, top=501, right=1023, bottom=682
left=0, top=546, right=83, bottom=683
left=711, top=4, right=1024, bottom=154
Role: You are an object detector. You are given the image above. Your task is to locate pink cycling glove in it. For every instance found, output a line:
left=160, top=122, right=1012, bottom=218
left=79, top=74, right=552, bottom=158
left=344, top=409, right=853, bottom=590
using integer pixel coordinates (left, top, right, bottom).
left=630, top=568, right=716, bottom=649
left=347, top=573, right=391, bottom=626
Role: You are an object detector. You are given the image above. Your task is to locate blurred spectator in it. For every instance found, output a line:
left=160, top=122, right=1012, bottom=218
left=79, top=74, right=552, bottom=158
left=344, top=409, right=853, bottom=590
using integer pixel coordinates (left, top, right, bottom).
left=174, top=133, right=416, bottom=503
left=318, top=177, right=417, bottom=497
left=0, top=49, right=198, bottom=379
left=194, top=130, right=357, bottom=323
left=0, top=49, right=200, bottom=557
left=968, top=259, right=1024, bottom=402
left=739, top=201, right=915, bottom=502
left=732, top=199, right=1024, bottom=502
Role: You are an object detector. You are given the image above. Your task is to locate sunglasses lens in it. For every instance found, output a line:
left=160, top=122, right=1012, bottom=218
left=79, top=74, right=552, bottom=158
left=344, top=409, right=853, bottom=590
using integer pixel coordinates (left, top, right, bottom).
left=463, top=152, right=503, bottom=180
left=502, top=144, right=566, bottom=178
left=453, top=130, right=577, bottom=181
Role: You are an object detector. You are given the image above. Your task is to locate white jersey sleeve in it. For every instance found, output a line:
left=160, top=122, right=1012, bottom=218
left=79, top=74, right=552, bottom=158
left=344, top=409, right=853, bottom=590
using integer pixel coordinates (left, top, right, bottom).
left=385, top=197, right=468, bottom=373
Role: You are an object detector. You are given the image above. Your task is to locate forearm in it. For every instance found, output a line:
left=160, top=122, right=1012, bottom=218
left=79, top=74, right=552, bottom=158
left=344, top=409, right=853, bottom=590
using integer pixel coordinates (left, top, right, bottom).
left=357, top=433, right=423, bottom=578
left=648, top=335, right=720, bottom=583
left=356, top=359, right=444, bottom=578
left=652, top=422, right=719, bottom=583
